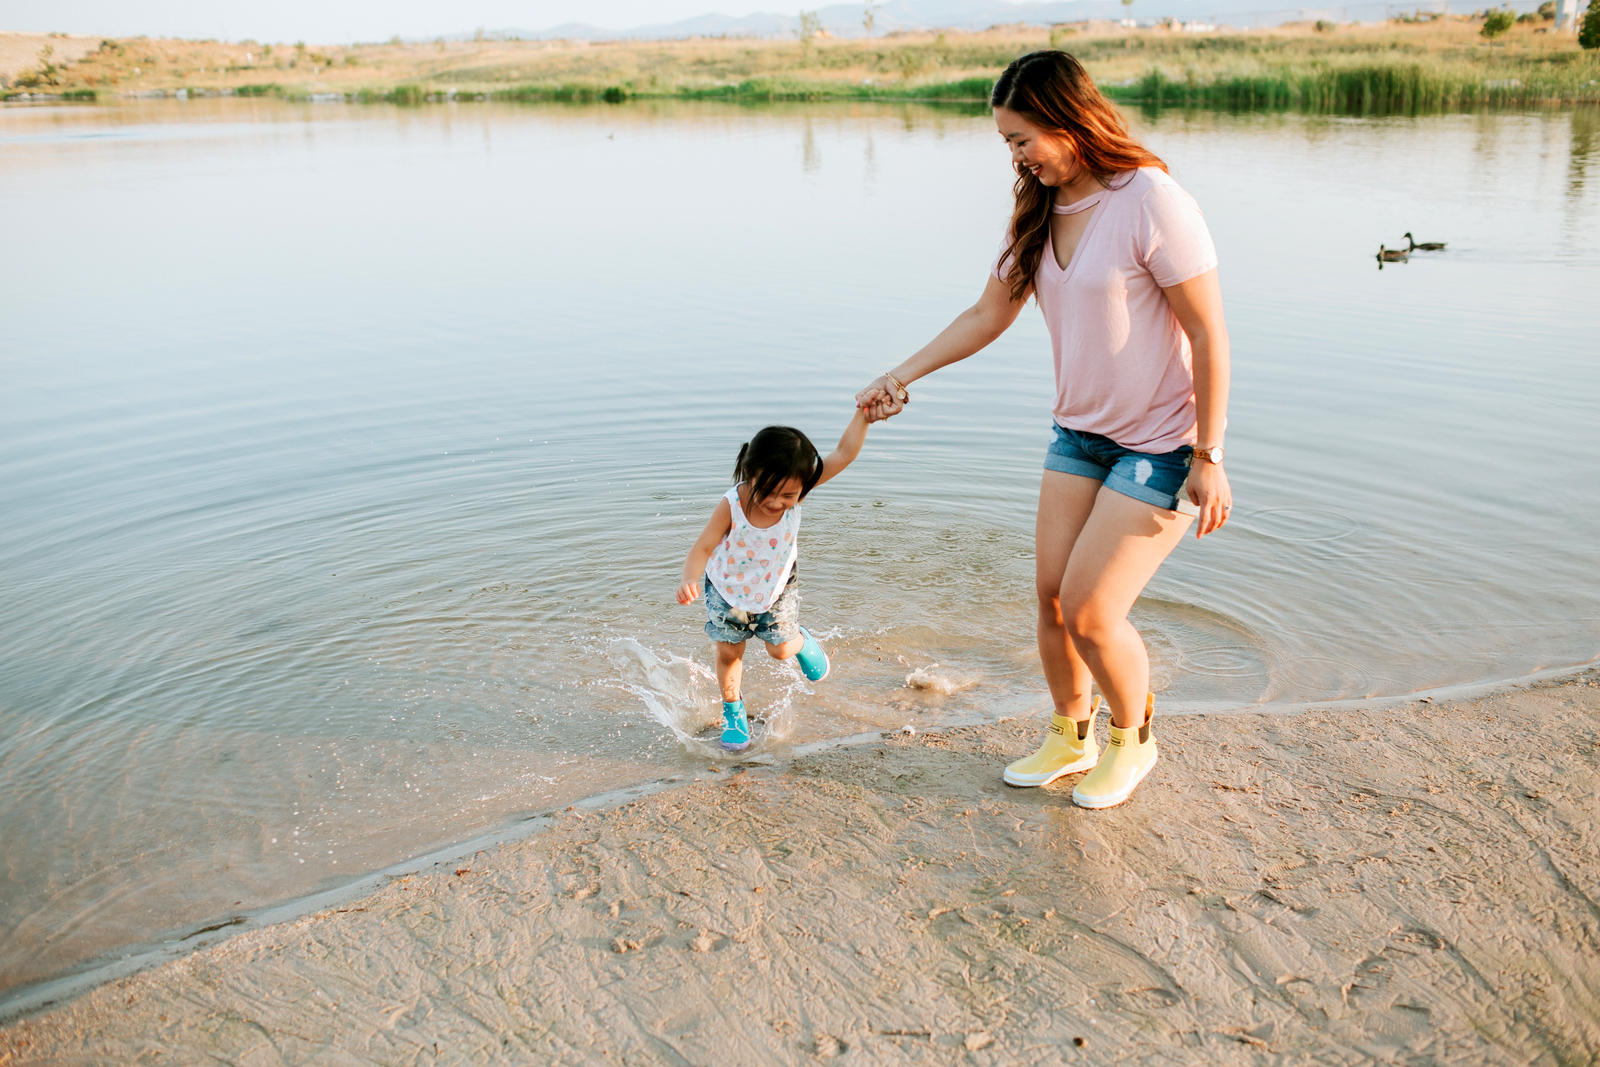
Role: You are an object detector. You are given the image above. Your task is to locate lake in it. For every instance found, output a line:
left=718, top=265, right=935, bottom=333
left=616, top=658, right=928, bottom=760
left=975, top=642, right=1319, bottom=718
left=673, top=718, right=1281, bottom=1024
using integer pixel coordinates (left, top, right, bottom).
left=1, top=96, right=1596, bottom=996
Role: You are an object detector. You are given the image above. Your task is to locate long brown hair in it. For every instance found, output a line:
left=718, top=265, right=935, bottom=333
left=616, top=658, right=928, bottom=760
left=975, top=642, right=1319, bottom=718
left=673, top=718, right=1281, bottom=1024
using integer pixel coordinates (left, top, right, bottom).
left=991, top=51, right=1168, bottom=302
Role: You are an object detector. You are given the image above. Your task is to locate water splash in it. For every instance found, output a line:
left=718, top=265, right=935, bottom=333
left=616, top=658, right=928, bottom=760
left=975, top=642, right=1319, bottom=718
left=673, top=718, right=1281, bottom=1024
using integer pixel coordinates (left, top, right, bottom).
left=903, top=662, right=979, bottom=695
left=606, top=638, right=808, bottom=760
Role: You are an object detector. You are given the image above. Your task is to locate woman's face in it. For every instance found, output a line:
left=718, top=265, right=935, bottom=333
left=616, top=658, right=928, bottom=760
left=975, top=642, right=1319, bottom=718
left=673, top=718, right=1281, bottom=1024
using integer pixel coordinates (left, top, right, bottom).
left=994, top=106, right=1080, bottom=187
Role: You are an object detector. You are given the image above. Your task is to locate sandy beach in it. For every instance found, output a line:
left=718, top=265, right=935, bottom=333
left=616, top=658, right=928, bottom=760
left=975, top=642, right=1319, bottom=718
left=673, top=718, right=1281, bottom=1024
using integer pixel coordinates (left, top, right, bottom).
left=2, top=670, right=1596, bottom=1064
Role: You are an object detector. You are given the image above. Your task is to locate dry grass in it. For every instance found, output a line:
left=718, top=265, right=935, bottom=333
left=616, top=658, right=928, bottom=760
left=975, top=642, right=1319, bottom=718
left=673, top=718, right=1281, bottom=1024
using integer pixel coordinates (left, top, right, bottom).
left=3, top=20, right=1596, bottom=109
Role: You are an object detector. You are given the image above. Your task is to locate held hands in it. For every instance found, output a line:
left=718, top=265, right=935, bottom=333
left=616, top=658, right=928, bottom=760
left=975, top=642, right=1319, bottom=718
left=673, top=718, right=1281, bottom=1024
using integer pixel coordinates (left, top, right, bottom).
left=855, top=375, right=904, bottom=423
left=1184, top=461, right=1233, bottom=538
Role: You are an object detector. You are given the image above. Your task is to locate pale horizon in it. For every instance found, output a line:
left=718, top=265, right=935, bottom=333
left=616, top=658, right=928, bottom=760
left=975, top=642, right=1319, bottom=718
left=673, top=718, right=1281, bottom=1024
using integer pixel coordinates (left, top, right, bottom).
left=0, top=0, right=814, bottom=45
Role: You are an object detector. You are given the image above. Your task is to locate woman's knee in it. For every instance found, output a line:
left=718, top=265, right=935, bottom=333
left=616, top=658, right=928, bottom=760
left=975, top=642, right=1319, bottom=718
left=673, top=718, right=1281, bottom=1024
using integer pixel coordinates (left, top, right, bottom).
left=1063, top=597, right=1115, bottom=644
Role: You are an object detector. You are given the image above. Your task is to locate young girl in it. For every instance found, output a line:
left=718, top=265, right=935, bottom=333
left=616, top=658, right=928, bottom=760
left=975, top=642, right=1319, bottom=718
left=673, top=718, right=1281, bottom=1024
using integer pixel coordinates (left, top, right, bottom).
left=676, top=409, right=869, bottom=752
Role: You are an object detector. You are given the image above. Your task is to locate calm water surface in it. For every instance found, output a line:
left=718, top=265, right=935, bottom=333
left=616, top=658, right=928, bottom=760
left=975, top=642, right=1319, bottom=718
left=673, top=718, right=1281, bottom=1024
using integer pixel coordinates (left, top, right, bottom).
left=1, top=98, right=1596, bottom=994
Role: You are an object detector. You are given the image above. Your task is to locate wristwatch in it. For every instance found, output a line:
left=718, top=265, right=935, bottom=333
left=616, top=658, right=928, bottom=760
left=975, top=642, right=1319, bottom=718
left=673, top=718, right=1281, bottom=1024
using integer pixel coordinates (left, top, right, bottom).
left=1193, top=446, right=1224, bottom=464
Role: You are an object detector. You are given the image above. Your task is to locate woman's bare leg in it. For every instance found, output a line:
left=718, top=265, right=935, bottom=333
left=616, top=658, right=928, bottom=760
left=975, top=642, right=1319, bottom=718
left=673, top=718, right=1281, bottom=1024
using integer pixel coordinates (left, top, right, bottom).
left=1060, top=487, right=1192, bottom=728
left=1036, top=471, right=1104, bottom=723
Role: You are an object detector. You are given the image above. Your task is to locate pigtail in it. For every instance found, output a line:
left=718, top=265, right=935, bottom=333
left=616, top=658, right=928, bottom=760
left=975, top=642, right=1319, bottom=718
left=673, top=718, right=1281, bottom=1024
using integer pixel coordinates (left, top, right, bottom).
left=803, top=452, right=824, bottom=498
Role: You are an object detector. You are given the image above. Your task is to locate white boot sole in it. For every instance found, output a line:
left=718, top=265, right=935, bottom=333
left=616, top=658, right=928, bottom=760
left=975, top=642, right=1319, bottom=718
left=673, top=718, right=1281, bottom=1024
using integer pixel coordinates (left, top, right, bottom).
left=1071, top=749, right=1158, bottom=809
left=1003, top=751, right=1098, bottom=787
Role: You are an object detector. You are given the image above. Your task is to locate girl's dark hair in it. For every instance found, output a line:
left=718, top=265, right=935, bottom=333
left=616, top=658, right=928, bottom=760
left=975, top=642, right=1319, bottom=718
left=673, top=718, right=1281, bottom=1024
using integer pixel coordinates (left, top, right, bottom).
left=734, top=426, right=822, bottom=506
left=990, top=51, right=1168, bottom=302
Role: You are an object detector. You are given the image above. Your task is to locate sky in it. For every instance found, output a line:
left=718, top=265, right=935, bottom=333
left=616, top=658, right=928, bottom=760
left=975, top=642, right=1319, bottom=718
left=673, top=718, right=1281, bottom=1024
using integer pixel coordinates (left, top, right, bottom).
left=0, top=1, right=805, bottom=43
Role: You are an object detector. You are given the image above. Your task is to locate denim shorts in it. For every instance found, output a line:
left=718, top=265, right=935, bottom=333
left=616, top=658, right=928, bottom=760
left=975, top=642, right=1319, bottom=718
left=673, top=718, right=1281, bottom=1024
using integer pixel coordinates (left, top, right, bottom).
left=703, top=574, right=802, bottom=647
left=1044, top=423, right=1193, bottom=511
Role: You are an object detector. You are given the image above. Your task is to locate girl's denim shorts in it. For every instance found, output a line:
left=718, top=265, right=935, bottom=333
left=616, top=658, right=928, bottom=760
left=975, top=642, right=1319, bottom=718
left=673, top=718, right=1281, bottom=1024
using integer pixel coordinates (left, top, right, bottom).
left=703, top=574, right=802, bottom=647
left=1045, top=423, right=1193, bottom=511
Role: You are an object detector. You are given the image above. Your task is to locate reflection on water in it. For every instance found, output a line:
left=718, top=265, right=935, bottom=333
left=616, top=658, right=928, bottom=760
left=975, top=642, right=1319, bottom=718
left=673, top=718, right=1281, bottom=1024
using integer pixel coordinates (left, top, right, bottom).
left=1569, top=105, right=1597, bottom=198
left=0, top=97, right=1596, bottom=997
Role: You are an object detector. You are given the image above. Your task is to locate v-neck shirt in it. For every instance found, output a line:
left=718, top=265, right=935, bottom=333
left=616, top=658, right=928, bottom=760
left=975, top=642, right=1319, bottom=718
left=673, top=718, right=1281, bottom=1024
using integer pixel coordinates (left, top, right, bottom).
left=992, top=167, right=1217, bottom=454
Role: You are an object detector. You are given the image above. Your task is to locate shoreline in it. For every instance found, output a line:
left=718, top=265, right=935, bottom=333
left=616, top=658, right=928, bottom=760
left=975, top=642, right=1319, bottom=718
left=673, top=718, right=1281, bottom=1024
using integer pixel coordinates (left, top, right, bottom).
left=4, top=24, right=1597, bottom=110
left=0, top=659, right=1590, bottom=1025
left=2, top=664, right=1597, bottom=1062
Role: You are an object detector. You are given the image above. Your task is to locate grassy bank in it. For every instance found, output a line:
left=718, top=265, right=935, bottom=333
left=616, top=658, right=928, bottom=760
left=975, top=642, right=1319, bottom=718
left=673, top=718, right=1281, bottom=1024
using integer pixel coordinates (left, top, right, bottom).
left=4, top=22, right=1597, bottom=112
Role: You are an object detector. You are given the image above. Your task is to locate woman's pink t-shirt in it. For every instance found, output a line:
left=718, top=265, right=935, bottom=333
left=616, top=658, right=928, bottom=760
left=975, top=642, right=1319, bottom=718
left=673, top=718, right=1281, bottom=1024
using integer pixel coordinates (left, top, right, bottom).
left=993, top=167, right=1218, bottom=454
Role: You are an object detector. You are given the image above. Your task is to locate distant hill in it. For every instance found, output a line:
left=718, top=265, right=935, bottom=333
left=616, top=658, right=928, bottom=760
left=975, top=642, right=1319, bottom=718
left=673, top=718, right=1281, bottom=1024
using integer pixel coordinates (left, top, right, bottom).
left=456, top=0, right=1330, bottom=42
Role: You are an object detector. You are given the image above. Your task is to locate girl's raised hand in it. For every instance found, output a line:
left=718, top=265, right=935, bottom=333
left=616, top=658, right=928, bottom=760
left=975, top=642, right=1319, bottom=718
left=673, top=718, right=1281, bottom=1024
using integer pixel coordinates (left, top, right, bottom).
left=676, top=578, right=701, bottom=605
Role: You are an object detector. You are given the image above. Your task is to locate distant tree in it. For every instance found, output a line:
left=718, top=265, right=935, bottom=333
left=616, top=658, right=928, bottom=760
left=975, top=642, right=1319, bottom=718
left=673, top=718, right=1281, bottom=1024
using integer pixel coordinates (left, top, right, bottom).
left=1479, top=7, right=1515, bottom=45
left=1581, top=0, right=1600, bottom=47
left=1122, top=0, right=1136, bottom=18
left=799, top=10, right=823, bottom=44
left=1536, top=0, right=1554, bottom=17
left=863, top=3, right=880, bottom=36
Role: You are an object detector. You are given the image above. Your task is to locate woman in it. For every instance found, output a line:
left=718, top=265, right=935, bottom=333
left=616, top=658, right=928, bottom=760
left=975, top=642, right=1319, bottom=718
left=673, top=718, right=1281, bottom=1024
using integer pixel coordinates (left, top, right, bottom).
left=858, top=51, right=1232, bottom=810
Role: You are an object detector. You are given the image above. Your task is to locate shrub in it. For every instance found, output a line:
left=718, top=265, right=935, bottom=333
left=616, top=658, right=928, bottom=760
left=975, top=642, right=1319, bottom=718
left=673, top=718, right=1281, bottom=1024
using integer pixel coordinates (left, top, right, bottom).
left=1582, top=1, right=1600, bottom=48
left=1480, top=8, right=1516, bottom=41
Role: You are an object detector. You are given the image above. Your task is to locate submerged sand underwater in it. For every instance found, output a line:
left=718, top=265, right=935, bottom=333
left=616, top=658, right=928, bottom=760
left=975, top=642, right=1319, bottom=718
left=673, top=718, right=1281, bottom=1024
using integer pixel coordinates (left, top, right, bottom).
left=3, top=671, right=1597, bottom=1065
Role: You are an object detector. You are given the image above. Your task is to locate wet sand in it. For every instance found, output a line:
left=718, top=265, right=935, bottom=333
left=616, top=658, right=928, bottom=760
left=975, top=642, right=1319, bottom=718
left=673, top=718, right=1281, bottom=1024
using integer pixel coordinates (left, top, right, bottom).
left=3, top=670, right=1597, bottom=1065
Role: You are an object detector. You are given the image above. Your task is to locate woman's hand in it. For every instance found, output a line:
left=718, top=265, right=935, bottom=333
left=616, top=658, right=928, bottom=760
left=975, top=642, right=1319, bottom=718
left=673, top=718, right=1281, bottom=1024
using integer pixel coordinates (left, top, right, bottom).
left=1184, top=461, right=1232, bottom=538
left=854, top=376, right=904, bottom=423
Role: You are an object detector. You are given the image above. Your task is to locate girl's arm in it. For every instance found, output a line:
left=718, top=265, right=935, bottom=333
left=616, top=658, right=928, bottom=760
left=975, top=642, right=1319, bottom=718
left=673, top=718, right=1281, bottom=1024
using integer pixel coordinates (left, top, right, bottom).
left=855, top=272, right=1029, bottom=420
left=1162, top=268, right=1233, bottom=539
left=815, top=406, right=870, bottom=488
left=676, top=497, right=733, bottom=604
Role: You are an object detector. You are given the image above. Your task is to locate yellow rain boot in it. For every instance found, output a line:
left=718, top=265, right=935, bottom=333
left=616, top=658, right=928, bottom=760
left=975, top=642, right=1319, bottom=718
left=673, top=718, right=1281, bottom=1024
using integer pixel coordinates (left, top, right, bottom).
left=1003, top=696, right=1101, bottom=787
left=1071, top=693, right=1157, bottom=809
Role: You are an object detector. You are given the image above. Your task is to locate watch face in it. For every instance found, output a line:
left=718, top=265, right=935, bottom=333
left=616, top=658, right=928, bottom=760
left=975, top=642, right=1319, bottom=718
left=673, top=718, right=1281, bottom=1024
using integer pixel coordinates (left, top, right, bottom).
left=1210, top=447, right=1223, bottom=464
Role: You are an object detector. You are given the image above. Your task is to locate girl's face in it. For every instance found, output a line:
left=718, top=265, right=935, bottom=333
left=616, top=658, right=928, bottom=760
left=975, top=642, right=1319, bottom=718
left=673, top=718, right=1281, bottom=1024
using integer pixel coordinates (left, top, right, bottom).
left=753, top=477, right=803, bottom=521
left=994, top=106, right=1082, bottom=188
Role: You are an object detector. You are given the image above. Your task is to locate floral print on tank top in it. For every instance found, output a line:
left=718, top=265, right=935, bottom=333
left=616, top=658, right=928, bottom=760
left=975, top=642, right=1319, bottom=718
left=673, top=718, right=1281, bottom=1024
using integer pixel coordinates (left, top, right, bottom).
left=706, top=485, right=799, bottom=615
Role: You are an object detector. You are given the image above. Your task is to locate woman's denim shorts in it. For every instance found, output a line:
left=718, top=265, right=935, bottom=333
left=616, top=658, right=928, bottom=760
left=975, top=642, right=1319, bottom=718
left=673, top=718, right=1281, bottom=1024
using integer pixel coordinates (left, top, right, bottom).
left=1044, top=423, right=1193, bottom=511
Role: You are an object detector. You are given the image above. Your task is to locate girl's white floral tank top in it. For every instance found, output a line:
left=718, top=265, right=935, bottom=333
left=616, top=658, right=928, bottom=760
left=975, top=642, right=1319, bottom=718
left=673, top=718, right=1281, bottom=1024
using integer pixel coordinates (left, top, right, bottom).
left=705, top=485, right=799, bottom=614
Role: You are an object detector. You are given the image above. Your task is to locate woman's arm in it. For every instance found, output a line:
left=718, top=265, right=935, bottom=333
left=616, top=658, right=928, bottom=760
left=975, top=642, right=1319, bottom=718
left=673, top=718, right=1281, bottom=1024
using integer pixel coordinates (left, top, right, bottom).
left=676, top=497, right=733, bottom=604
left=856, top=272, right=1030, bottom=421
left=1162, top=267, right=1233, bottom=538
left=815, top=405, right=870, bottom=487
